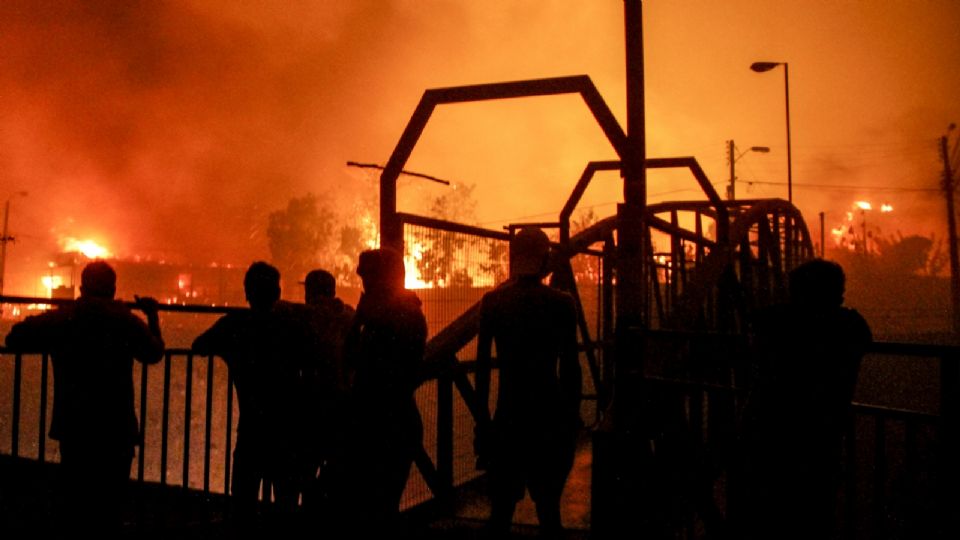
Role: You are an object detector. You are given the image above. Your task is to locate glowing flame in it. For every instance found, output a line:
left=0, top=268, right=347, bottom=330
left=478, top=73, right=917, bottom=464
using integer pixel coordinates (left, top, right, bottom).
left=359, top=212, right=379, bottom=250
left=830, top=200, right=896, bottom=251
left=60, top=237, right=112, bottom=259
left=41, top=275, right=63, bottom=292
left=404, top=241, right=432, bottom=289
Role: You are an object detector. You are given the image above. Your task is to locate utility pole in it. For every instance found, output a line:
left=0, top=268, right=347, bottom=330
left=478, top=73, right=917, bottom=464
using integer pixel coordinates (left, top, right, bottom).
left=0, top=192, right=28, bottom=315
left=819, top=211, right=825, bottom=257
left=727, top=140, right=735, bottom=200
left=0, top=199, right=12, bottom=300
left=941, top=128, right=960, bottom=337
left=726, top=141, right=769, bottom=201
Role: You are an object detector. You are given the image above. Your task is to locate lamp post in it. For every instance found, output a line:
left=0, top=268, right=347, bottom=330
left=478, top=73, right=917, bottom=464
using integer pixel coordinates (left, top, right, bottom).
left=0, top=191, right=28, bottom=312
left=750, top=61, right=792, bottom=204
left=727, top=140, right=770, bottom=200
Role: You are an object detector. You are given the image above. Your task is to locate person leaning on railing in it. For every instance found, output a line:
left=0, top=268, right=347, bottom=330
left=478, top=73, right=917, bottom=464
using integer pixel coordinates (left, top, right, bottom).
left=4, top=260, right=164, bottom=535
left=191, top=261, right=308, bottom=530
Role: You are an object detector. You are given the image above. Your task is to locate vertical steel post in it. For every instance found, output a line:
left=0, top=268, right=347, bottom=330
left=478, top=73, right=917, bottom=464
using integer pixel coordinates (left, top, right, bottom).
left=941, top=134, right=960, bottom=338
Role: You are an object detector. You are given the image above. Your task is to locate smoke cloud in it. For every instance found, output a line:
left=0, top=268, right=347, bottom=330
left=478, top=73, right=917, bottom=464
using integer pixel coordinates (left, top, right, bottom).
left=2, top=1, right=958, bottom=294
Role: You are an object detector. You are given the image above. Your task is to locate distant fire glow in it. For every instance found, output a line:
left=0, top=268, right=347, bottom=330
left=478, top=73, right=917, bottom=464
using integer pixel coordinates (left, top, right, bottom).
left=60, top=237, right=112, bottom=259
left=41, top=275, right=63, bottom=293
left=832, top=200, right=895, bottom=251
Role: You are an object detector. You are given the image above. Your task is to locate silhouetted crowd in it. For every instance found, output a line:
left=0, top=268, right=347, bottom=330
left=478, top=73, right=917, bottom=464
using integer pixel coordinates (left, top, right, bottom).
left=3, top=229, right=871, bottom=540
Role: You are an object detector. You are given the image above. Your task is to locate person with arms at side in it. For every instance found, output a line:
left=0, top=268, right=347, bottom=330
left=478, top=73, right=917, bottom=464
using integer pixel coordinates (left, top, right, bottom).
left=293, top=268, right=355, bottom=516
left=330, top=248, right=426, bottom=538
left=474, top=227, right=582, bottom=539
left=4, top=261, right=163, bottom=536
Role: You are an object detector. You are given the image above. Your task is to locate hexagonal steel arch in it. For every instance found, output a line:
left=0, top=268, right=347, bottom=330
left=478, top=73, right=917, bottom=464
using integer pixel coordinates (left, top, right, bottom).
left=378, top=75, right=629, bottom=250
left=557, top=157, right=729, bottom=243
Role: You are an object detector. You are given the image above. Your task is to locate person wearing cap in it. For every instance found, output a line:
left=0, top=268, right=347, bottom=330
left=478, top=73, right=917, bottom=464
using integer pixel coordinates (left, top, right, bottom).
left=294, top=268, right=355, bottom=514
left=328, top=247, right=426, bottom=536
left=5, top=260, right=164, bottom=534
left=300, top=270, right=355, bottom=390
left=474, top=227, right=582, bottom=538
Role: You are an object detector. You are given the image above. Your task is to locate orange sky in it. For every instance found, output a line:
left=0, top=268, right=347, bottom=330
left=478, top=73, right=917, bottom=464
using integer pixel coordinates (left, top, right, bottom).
left=2, top=0, right=959, bottom=294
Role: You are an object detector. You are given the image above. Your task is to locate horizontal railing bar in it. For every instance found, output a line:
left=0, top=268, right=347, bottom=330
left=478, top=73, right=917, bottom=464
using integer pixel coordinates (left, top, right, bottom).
left=851, top=402, right=940, bottom=422
left=0, top=295, right=245, bottom=314
left=398, top=212, right=510, bottom=241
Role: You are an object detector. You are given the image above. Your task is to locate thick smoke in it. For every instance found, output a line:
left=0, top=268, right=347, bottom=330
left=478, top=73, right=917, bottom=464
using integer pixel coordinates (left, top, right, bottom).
left=2, top=1, right=959, bottom=295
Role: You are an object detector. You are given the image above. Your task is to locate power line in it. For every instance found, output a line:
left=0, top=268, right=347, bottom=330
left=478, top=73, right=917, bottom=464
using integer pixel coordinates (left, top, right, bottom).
left=742, top=180, right=938, bottom=193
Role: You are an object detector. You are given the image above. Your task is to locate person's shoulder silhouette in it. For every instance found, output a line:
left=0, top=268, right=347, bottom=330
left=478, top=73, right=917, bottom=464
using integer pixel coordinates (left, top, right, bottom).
left=751, top=258, right=871, bottom=406
left=740, top=258, right=872, bottom=539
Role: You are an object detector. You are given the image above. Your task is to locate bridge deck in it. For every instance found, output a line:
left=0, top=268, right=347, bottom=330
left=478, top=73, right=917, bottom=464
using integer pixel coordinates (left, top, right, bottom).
left=1, top=437, right=592, bottom=539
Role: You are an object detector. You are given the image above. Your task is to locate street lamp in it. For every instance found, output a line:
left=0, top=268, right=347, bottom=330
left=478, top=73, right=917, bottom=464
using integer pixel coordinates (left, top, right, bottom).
left=0, top=191, right=28, bottom=310
left=750, top=61, right=792, bottom=204
left=727, top=140, right=770, bottom=200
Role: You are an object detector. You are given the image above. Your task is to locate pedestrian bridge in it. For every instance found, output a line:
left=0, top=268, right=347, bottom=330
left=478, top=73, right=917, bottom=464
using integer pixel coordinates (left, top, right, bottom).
left=2, top=72, right=959, bottom=537
left=1, top=321, right=957, bottom=538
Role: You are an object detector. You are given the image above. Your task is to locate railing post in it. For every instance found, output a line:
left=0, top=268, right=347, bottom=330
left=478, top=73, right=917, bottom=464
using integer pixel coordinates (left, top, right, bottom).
left=12, top=353, right=21, bottom=458
left=138, top=360, right=149, bottom=482
left=436, top=367, right=455, bottom=508
left=601, top=237, right=616, bottom=412
left=183, top=354, right=193, bottom=489
left=845, top=414, right=857, bottom=540
left=873, top=416, right=887, bottom=540
left=38, top=354, right=48, bottom=461
left=204, top=356, right=215, bottom=493
left=940, top=349, right=960, bottom=534
left=160, top=352, right=172, bottom=485
left=224, top=365, right=234, bottom=496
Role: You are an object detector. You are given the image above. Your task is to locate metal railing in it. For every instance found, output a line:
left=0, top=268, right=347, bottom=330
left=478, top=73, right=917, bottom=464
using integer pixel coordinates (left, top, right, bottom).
left=0, top=296, right=496, bottom=523
left=3, top=315, right=958, bottom=537
left=592, top=329, right=960, bottom=539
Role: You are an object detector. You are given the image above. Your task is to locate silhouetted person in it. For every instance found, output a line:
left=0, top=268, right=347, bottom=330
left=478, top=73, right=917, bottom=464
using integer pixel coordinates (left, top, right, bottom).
left=739, top=258, right=872, bottom=540
left=474, top=227, right=582, bottom=538
left=331, top=248, right=426, bottom=536
left=4, top=261, right=163, bottom=536
left=301, top=269, right=356, bottom=392
left=294, top=269, right=355, bottom=514
left=192, top=262, right=305, bottom=528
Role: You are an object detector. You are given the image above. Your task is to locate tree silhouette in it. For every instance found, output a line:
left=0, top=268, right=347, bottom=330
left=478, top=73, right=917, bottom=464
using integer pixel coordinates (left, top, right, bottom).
left=266, top=193, right=335, bottom=289
left=411, top=183, right=478, bottom=287
left=874, top=233, right=946, bottom=276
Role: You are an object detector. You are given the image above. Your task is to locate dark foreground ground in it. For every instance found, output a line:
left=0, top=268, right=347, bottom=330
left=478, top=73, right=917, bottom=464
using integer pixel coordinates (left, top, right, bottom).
left=0, top=437, right=592, bottom=539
